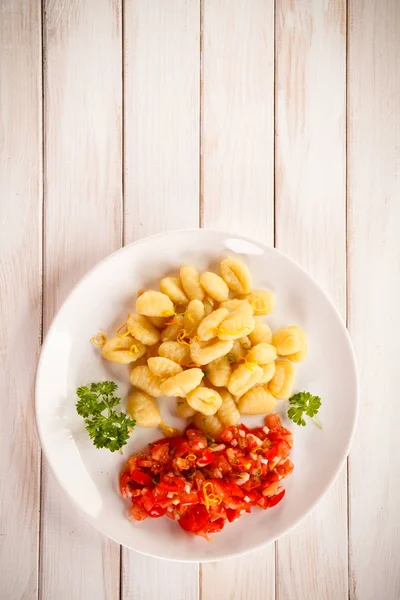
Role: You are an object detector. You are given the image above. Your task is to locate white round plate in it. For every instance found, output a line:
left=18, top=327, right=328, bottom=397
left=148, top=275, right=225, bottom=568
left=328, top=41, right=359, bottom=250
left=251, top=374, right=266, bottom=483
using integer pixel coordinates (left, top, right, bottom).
left=36, top=229, right=358, bottom=562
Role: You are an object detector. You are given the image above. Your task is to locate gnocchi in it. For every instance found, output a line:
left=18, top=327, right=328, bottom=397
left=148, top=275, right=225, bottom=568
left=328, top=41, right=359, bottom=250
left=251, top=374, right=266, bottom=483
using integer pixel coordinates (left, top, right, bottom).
left=200, top=271, right=229, bottom=302
left=245, top=289, right=275, bottom=316
left=193, top=413, right=224, bottom=440
left=180, top=265, right=205, bottom=301
left=160, top=368, right=204, bottom=397
left=220, top=257, right=252, bottom=294
left=127, top=390, right=161, bottom=427
left=272, top=325, right=304, bottom=356
left=92, top=256, right=308, bottom=432
left=126, top=313, right=160, bottom=346
left=217, top=388, right=240, bottom=425
left=136, top=290, right=174, bottom=317
left=249, top=321, right=273, bottom=345
left=207, top=355, right=231, bottom=387
left=228, top=363, right=263, bottom=397
left=147, top=356, right=182, bottom=378
left=183, top=299, right=205, bottom=336
left=197, top=307, right=229, bottom=342
left=160, top=276, right=189, bottom=305
left=130, top=365, right=164, bottom=398
left=268, top=359, right=295, bottom=399
left=176, top=398, right=196, bottom=418
left=186, top=385, right=223, bottom=415
left=101, top=335, right=147, bottom=364
left=238, top=386, right=277, bottom=415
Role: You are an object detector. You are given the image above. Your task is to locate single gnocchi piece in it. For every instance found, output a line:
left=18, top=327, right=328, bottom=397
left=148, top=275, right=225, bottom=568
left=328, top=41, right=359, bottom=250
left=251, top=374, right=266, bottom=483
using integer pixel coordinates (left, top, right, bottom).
left=227, top=363, right=263, bottom=397
left=127, top=389, right=161, bottom=427
left=197, top=307, right=229, bottom=342
left=193, top=413, right=224, bottom=440
left=160, top=317, right=183, bottom=342
left=268, top=359, right=295, bottom=399
left=272, top=325, right=304, bottom=356
left=217, top=388, right=240, bottom=425
left=186, top=385, right=223, bottom=415
left=126, top=313, right=160, bottom=346
left=101, top=335, right=146, bottom=364
left=176, top=398, right=196, bottom=418
left=207, top=355, right=231, bottom=387
left=183, top=299, right=205, bottom=336
left=190, top=338, right=233, bottom=366
left=130, top=365, right=164, bottom=398
left=258, top=361, right=276, bottom=384
left=249, top=321, right=273, bottom=345
left=200, top=271, right=229, bottom=302
left=220, top=257, right=252, bottom=294
left=160, top=276, right=189, bottom=305
left=180, top=265, right=205, bottom=301
left=147, top=356, right=182, bottom=378
left=158, top=341, right=191, bottom=364
left=285, top=327, right=308, bottom=362
left=238, top=386, right=277, bottom=415
left=218, top=306, right=256, bottom=340
left=160, top=368, right=204, bottom=397
left=136, top=290, right=174, bottom=317
left=246, top=343, right=277, bottom=365
left=245, top=289, right=275, bottom=316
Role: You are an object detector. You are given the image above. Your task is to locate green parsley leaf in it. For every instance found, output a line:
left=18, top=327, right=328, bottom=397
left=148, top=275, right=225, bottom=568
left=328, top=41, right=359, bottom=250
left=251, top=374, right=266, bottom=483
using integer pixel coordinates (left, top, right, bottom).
left=76, top=381, right=135, bottom=452
left=288, top=391, right=322, bottom=429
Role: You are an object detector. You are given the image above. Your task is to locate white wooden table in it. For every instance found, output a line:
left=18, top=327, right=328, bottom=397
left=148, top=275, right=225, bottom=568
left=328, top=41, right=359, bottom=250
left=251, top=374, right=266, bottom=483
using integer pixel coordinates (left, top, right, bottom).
left=1, top=1, right=399, bottom=599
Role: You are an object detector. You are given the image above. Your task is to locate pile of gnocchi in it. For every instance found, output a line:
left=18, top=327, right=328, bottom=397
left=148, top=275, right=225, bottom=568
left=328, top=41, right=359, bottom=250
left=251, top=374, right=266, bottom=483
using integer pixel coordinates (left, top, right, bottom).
left=94, top=257, right=307, bottom=440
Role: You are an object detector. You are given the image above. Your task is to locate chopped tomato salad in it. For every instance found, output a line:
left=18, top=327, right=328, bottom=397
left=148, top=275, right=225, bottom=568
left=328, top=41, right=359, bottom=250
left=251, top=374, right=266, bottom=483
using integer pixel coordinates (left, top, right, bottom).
left=119, top=413, right=294, bottom=538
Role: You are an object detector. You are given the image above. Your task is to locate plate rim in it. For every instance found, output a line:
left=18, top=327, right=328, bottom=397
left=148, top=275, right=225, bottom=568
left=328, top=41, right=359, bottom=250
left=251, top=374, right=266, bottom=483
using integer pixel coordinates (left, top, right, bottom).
left=35, top=227, right=359, bottom=562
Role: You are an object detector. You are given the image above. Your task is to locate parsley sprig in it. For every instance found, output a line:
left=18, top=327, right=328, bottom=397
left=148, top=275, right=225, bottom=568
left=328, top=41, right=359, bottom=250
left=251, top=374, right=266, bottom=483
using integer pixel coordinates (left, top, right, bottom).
left=76, top=381, right=135, bottom=452
left=288, top=391, right=322, bottom=429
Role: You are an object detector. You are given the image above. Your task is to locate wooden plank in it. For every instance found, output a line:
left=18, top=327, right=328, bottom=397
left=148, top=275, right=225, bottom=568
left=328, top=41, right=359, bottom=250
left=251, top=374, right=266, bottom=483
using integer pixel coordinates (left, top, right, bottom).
left=0, top=2, right=42, bottom=598
left=201, top=1, right=275, bottom=598
left=275, top=1, right=347, bottom=599
left=348, top=1, right=400, bottom=599
left=122, top=2, right=200, bottom=599
left=40, top=1, right=122, bottom=598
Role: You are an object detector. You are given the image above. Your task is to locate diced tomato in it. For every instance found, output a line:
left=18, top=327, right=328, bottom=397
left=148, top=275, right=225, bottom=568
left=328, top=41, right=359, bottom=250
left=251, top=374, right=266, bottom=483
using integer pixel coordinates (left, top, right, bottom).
left=130, top=469, right=153, bottom=487
left=186, top=429, right=208, bottom=452
left=150, top=440, right=170, bottom=462
left=265, top=414, right=282, bottom=430
left=268, top=489, right=285, bottom=507
left=129, top=504, right=147, bottom=521
left=180, top=491, right=199, bottom=506
left=147, top=504, right=167, bottom=518
left=276, top=459, right=294, bottom=478
left=120, top=413, right=293, bottom=538
left=197, top=450, right=215, bottom=467
left=221, top=426, right=239, bottom=443
left=201, top=518, right=224, bottom=534
left=158, top=475, right=185, bottom=492
left=179, top=504, right=209, bottom=533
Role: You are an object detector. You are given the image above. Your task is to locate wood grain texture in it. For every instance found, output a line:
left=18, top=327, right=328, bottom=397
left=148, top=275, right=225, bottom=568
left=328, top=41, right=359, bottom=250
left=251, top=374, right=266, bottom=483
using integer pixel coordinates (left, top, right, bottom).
left=122, top=2, right=200, bottom=599
left=348, top=1, right=400, bottom=599
left=41, top=1, right=122, bottom=598
left=0, top=2, right=42, bottom=598
left=201, top=1, right=275, bottom=598
left=275, top=1, right=347, bottom=599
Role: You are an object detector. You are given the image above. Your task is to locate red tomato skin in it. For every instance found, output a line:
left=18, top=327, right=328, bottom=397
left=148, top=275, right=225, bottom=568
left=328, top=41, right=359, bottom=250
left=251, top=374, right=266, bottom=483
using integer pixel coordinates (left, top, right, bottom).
left=197, top=450, right=215, bottom=467
left=179, top=504, right=210, bottom=533
left=130, top=469, right=153, bottom=487
left=268, top=489, right=285, bottom=507
left=265, top=413, right=282, bottom=430
left=147, top=505, right=167, bottom=518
